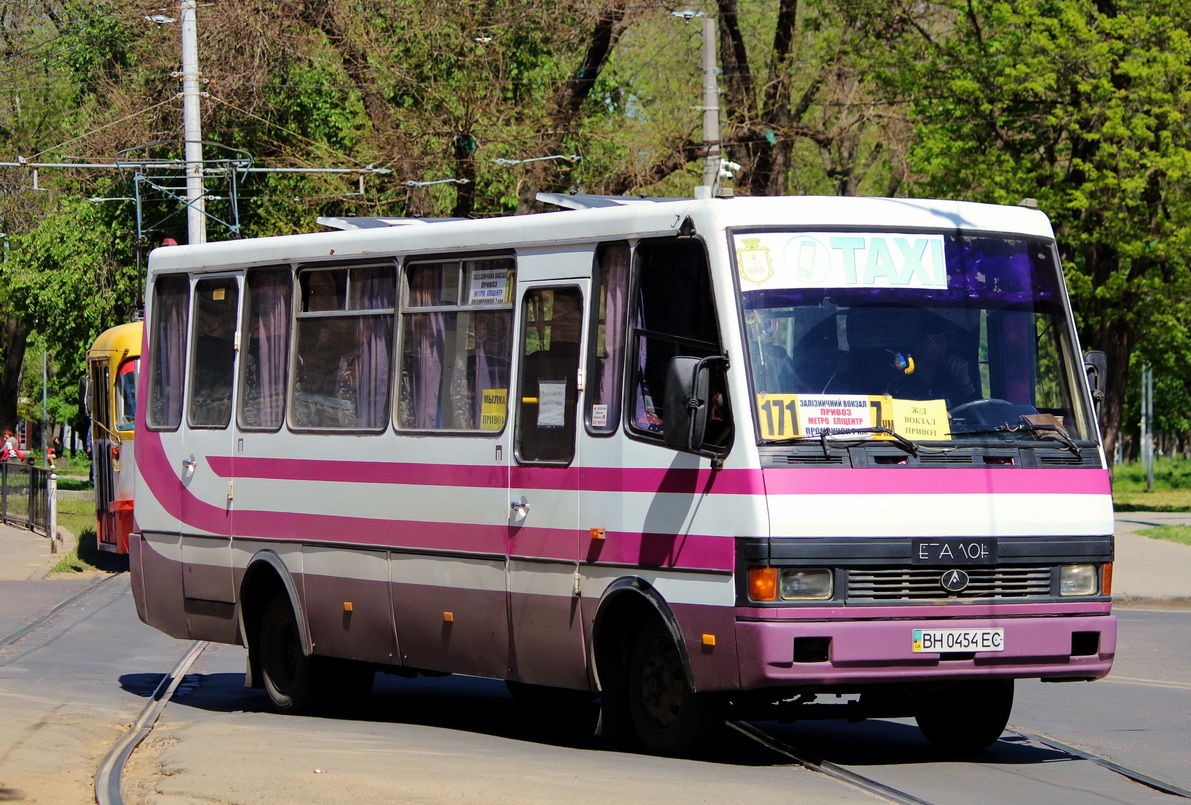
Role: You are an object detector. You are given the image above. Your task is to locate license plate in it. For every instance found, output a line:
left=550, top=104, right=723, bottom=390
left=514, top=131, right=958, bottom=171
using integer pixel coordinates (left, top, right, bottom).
left=912, top=538, right=997, bottom=565
left=912, top=628, right=1004, bottom=653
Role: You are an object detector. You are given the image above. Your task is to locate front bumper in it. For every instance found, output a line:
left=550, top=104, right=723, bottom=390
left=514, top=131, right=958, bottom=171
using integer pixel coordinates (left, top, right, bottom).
left=735, top=602, right=1115, bottom=688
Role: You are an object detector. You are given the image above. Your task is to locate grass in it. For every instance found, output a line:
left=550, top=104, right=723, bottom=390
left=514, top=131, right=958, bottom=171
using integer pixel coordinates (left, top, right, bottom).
left=1135, top=525, right=1191, bottom=547
left=49, top=494, right=128, bottom=575
left=1112, top=458, right=1191, bottom=512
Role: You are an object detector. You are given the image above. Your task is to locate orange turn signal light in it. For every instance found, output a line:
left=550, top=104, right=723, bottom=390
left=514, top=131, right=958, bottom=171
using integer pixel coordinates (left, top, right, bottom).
left=1102, top=562, right=1113, bottom=596
left=749, top=567, right=778, bottom=602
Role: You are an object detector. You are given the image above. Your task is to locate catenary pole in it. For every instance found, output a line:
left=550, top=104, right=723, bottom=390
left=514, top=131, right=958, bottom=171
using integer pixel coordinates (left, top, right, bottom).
left=180, top=0, right=206, bottom=244
left=700, top=15, right=720, bottom=197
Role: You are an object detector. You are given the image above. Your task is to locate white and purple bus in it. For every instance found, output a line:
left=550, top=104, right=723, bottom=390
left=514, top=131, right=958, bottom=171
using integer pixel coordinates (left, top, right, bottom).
left=130, top=194, right=1114, bottom=755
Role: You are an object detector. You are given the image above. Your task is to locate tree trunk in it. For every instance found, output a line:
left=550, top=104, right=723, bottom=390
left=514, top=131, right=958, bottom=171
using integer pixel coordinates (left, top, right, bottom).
left=0, top=315, right=27, bottom=432
left=516, top=1, right=633, bottom=213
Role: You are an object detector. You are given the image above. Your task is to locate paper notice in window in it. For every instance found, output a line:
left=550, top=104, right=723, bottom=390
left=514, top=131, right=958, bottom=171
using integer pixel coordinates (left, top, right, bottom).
left=468, top=269, right=511, bottom=306
left=480, top=389, right=507, bottom=430
left=537, top=380, right=566, bottom=428
left=888, top=398, right=950, bottom=440
left=591, top=404, right=608, bottom=428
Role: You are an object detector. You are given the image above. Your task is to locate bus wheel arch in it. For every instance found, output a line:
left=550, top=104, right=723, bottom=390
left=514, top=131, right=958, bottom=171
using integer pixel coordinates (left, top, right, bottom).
left=239, top=551, right=306, bottom=690
left=591, top=578, right=725, bottom=755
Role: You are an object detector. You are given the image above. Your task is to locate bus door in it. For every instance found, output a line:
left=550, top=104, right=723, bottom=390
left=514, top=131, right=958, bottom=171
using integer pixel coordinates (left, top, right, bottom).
left=179, top=274, right=242, bottom=605
left=508, top=283, right=588, bottom=688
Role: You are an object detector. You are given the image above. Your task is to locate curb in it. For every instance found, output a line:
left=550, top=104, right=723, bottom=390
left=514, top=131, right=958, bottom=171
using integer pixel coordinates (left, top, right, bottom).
left=1112, top=595, right=1191, bottom=610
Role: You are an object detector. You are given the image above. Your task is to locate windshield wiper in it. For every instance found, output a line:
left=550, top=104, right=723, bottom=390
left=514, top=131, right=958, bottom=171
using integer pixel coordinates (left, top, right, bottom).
left=950, top=421, right=1082, bottom=457
left=817, top=427, right=958, bottom=460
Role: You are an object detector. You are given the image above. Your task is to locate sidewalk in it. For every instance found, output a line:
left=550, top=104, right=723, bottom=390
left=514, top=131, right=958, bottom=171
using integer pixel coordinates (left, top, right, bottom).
left=0, top=512, right=1188, bottom=602
left=1111, top=511, right=1191, bottom=605
left=0, top=520, right=73, bottom=582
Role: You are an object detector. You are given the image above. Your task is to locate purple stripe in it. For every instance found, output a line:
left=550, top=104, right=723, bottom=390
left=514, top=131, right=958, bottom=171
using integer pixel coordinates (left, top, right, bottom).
left=211, top=456, right=765, bottom=495
left=209, top=455, right=508, bottom=488
left=761, top=467, right=1111, bottom=496
left=138, top=431, right=734, bottom=569
left=208, top=456, right=1107, bottom=497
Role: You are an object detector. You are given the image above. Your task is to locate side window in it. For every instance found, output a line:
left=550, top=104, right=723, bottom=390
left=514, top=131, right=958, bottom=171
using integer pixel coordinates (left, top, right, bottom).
left=397, top=257, right=515, bottom=431
left=238, top=268, right=293, bottom=431
left=291, top=264, right=394, bottom=430
left=188, top=277, right=240, bottom=429
left=147, top=275, right=191, bottom=430
left=517, top=287, right=582, bottom=464
left=115, top=359, right=138, bottom=431
left=586, top=242, right=630, bottom=433
left=629, top=240, right=725, bottom=441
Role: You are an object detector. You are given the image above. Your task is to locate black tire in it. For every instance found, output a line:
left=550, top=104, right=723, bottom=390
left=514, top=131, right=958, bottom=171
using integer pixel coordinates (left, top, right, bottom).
left=258, top=594, right=325, bottom=715
left=627, top=622, right=726, bottom=756
left=915, top=679, right=1014, bottom=752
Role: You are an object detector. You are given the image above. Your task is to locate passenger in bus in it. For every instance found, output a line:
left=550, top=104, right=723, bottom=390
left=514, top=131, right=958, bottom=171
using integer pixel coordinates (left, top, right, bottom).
left=745, top=310, right=799, bottom=394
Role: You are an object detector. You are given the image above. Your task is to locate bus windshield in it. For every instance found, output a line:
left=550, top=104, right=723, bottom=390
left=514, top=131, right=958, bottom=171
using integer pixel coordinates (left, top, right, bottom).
left=735, top=230, right=1094, bottom=444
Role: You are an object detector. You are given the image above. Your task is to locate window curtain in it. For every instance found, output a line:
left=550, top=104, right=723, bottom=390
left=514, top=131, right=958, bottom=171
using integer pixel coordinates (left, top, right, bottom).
left=595, top=244, right=629, bottom=430
left=405, top=268, right=446, bottom=428
left=354, top=268, right=394, bottom=428
left=471, top=311, right=512, bottom=428
left=244, top=270, right=292, bottom=429
left=150, top=276, right=190, bottom=429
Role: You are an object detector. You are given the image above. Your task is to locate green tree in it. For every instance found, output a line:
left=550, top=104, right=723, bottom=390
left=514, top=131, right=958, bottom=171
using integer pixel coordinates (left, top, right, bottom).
left=884, top=0, right=1191, bottom=459
left=0, top=197, right=137, bottom=434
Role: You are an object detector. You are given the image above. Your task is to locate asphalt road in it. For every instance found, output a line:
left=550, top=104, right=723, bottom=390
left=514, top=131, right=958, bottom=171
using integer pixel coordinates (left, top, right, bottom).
left=3, top=571, right=1187, bottom=804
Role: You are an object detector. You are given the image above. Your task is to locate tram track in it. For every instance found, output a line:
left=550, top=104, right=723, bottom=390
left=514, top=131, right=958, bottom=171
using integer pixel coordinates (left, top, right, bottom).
left=1004, top=727, right=1191, bottom=800
left=94, top=639, right=209, bottom=805
left=0, top=574, right=121, bottom=652
left=732, top=718, right=1191, bottom=805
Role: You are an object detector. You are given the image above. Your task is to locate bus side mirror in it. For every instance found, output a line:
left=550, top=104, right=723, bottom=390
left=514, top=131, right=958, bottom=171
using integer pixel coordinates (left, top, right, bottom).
left=663, top=355, right=729, bottom=459
left=1083, top=350, right=1107, bottom=414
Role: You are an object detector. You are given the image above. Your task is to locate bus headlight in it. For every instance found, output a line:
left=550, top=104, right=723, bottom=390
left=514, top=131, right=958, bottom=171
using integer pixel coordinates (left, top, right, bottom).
left=1059, top=564, right=1098, bottom=596
left=779, top=568, right=833, bottom=600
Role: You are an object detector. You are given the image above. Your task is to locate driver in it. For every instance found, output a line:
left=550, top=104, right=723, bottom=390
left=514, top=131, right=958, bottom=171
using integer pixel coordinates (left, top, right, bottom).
left=903, top=322, right=979, bottom=407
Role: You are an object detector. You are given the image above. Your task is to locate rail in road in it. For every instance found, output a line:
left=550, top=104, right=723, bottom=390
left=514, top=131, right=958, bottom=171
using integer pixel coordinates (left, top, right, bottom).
left=2, top=582, right=1189, bottom=805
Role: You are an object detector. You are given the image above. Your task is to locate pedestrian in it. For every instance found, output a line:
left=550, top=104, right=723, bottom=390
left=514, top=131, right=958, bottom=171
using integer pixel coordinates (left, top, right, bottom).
left=48, top=435, right=63, bottom=467
left=1, top=429, right=25, bottom=463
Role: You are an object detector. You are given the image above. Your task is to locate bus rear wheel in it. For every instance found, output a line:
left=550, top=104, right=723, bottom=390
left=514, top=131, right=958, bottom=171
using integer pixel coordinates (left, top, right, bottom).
left=915, top=679, right=1014, bottom=752
left=259, top=594, right=325, bottom=715
left=627, top=622, right=725, bottom=756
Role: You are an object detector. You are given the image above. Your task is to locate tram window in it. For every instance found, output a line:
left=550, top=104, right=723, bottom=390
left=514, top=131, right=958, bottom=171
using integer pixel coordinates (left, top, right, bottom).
left=146, top=275, right=191, bottom=430
left=188, top=277, right=240, bottom=429
left=291, top=265, right=395, bottom=430
left=115, top=361, right=137, bottom=431
left=398, top=257, right=515, bottom=432
left=238, top=268, right=293, bottom=431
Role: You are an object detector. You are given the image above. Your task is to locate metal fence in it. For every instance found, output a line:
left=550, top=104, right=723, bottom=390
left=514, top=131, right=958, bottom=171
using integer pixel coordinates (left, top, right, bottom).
left=1, top=461, right=51, bottom=535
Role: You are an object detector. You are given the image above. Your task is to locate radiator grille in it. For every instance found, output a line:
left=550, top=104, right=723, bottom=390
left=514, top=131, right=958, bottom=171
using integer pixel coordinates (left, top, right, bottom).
left=847, top=566, right=1052, bottom=601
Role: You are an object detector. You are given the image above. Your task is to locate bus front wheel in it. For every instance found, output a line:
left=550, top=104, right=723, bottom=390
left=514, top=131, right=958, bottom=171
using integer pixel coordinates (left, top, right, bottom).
left=627, top=622, right=725, bottom=756
left=915, top=679, right=1014, bottom=752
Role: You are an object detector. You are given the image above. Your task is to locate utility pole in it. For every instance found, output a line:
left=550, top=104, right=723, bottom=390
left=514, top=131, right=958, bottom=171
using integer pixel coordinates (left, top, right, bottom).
left=1142, top=365, right=1155, bottom=492
left=180, top=0, right=206, bottom=244
left=698, top=15, right=720, bottom=198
